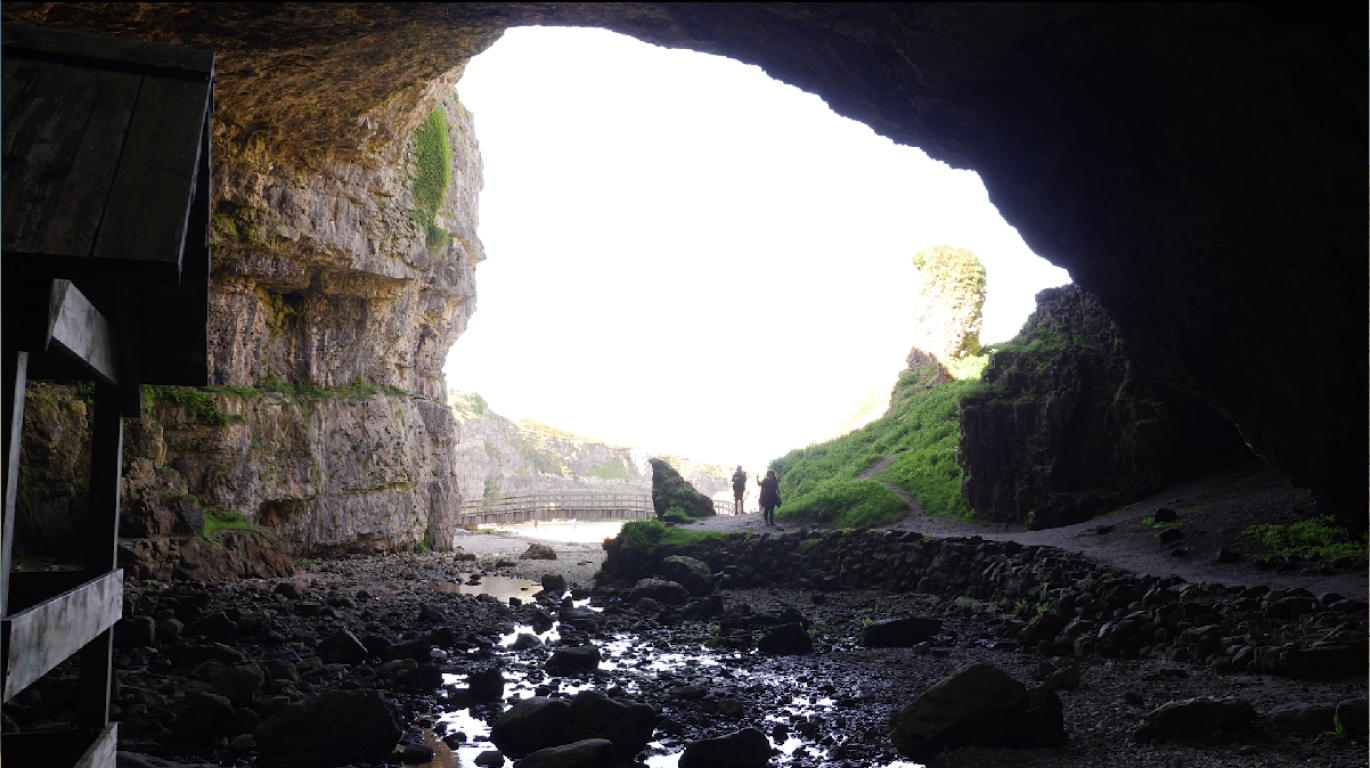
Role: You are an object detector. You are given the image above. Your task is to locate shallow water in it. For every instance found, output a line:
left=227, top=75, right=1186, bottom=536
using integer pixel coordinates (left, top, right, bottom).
left=481, top=519, right=626, bottom=543
left=433, top=574, right=543, bottom=602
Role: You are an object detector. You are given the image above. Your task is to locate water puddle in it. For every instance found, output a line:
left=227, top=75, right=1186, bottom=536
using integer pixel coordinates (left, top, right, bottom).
left=433, top=573, right=542, bottom=602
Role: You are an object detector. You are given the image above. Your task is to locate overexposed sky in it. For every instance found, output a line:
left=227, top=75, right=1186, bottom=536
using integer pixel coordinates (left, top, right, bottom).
left=444, top=27, right=1070, bottom=470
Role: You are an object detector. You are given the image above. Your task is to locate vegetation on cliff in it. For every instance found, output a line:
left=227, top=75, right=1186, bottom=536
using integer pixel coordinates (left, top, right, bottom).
left=410, top=105, right=453, bottom=250
left=650, top=458, right=715, bottom=520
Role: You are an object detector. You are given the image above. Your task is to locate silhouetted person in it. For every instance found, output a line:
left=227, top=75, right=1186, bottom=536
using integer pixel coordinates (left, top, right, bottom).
left=731, top=466, right=748, bottom=515
left=758, top=469, right=781, bottom=526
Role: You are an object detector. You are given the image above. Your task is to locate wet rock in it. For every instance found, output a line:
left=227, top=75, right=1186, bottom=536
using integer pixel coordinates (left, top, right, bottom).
left=115, top=616, right=157, bottom=648
left=469, top=666, right=505, bottom=701
left=418, top=602, right=445, bottom=622
left=383, top=639, right=433, bottom=663
left=859, top=617, right=942, bottom=647
left=517, top=738, right=615, bottom=768
left=522, top=543, right=558, bottom=560
left=511, top=632, right=544, bottom=650
left=167, top=643, right=246, bottom=670
left=488, top=696, right=571, bottom=757
left=628, top=578, right=690, bottom=606
left=400, top=743, right=436, bottom=764
left=316, top=628, right=370, bottom=666
left=473, top=751, right=505, bottom=767
left=1269, top=702, right=1336, bottom=735
left=1132, top=696, right=1257, bottom=742
left=1152, top=507, right=1178, bottom=523
left=1336, top=698, right=1368, bottom=737
left=1279, top=643, right=1368, bottom=679
left=254, top=688, right=403, bottom=767
left=157, top=618, right=184, bottom=642
left=172, top=692, right=235, bottom=741
left=210, top=663, right=264, bottom=708
left=757, top=623, right=813, bottom=655
left=548, top=645, right=602, bottom=671
left=565, top=690, right=656, bottom=760
left=541, top=573, right=568, bottom=595
left=678, top=727, right=771, bottom=768
left=361, top=634, right=392, bottom=658
left=889, top=662, right=1061, bottom=760
left=657, top=556, right=713, bottom=596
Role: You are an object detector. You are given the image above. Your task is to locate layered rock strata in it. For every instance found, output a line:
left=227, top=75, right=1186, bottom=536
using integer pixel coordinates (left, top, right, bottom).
left=958, top=286, right=1250, bottom=529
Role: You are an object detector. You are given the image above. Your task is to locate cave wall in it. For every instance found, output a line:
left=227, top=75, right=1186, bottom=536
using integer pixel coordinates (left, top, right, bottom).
left=3, top=3, right=1362, bottom=529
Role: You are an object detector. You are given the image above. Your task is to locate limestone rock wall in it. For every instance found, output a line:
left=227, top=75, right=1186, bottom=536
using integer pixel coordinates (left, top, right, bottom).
left=903, top=246, right=988, bottom=387
left=957, top=286, right=1250, bottom=529
left=449, top=392, right=728, bottom=505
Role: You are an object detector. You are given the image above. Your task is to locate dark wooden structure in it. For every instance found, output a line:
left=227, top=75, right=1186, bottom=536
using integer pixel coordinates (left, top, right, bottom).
left=1, top=24, right=213, bottom=768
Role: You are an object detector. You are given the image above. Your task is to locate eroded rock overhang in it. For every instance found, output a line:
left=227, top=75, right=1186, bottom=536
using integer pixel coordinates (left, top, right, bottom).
left=4, top=2, right=1361, bottom=526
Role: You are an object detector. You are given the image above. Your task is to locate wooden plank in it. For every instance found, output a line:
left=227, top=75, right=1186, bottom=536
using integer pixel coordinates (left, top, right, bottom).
left=92, top=74, right=208, bottom=272
left=37, top=70, right=142, bottom=258
left=1, top=570, right=123, bottom=701
left=4, top=24, right=213, bottom=81
left=1, top=724, right=117, bottom=768
left=2, top=58, right=39, bottom=126
left=48, top=281, right=120, bottom=387
left=76, top=383, right=122, bottom=726
left=1, top=352, right=28, bottom=622
left=2, top=61, right=107, bottom=255
left=73, top=723, right=118, bottom=768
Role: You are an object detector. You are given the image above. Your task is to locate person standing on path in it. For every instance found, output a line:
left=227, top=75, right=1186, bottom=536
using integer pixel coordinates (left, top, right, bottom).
left=731, top=466, right=748, bottom=515
left=758, top=469, right=782, bottom=526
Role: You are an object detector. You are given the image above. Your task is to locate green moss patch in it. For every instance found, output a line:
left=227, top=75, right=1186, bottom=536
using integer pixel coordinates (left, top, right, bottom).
left=411, top=107, right=452, bottom=249
left=1243, top=515, right=1368, bottom=559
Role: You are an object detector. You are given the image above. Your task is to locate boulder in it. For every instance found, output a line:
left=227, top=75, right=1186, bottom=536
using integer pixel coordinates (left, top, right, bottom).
left=548, top=645, right=601, bottom=671
left=488, top=697, right=571, bottom=758
left=209, top=663, right=264, bottom=708
left=316, top=628, right=370, bottom=666
left=1336, top=698, right=1368, bottom=737
left=468, top=666, right=506, bottom=701
left=172, top=692, right=234, bottom=741
left=516, top=738, right=615, bottom=768
left=889, top=662, right=1062, bottom=760
left=678, top=728, right=771, bottom=768
left=1280, top=643, right=1369, bottom=679
left=859, top=617, right=942, bottom=647
left=1132, top=697, right=1257, bottom=742
left=628, top=578, right=690, bottom=606
left=565, top=690, right=657, bottom=760
left=757, top=623, right=813, bottom=655
left=254, top=689, right=404, bottom=767
left=658, top=556, right=713, bottom=596
left=541, top=573, right=568, bottom=595
left=522, top=543, right=558, bottom=560
left=1269, top=702, right=1336, bottom=735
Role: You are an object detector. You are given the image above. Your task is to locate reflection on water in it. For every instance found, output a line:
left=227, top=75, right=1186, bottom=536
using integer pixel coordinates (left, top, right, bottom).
left=433, top=574, right=542, bottom=602
left=481, top=519, right=626, bottom=543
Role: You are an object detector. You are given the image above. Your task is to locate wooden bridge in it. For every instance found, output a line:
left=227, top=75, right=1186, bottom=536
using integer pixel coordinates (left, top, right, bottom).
left=459, top=491, right=655, bottom=527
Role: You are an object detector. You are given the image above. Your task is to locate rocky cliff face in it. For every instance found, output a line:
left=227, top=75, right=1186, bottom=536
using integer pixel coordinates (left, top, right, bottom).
left=903, top=246, right=988, bottom=388
left=449, top=392, right=728, bottom=505
left=957, top=286, right=1251, bottom=529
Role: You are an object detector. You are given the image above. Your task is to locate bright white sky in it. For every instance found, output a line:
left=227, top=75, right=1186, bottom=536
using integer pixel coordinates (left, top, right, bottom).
left=444, top=27, right=1070, bottom=471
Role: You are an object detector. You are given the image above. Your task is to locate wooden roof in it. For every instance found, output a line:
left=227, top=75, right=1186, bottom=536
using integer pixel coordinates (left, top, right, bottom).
left=2, top=24, right=214, bottom=385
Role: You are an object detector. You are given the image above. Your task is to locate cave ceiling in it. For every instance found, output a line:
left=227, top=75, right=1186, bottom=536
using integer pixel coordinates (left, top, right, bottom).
left=3, top=3, right=1363, bottom=526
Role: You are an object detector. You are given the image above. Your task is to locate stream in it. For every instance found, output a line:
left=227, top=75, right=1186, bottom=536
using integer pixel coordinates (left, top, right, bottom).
left=412, top=577, right=925, bottom=768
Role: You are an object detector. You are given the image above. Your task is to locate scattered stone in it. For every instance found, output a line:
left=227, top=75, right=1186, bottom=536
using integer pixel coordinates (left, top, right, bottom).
left=400, top=743, right=436, bottom=764
left=628, top=578, right=690, bottom=606
left=1336, top=698, right=1368, bottom=737
left=757, top=623, right=813, bottom=655
left=565, top=690, right=656, bottom=760
left=678, top=727, right=771, bottom=768
left=209, top=663, right=264, bottom=708
left=316, top=628, right=370, bottom=666
left=1269, top=702, right=1336, bottom=735
left=469, top=666, right=505, bottom=701
left=172, top=692, right=234, bottom=741
left=548, top=645, right=601, bottom=671
left=541, top=573, right=568, bottom=595
left=657, top=556, right=714, bottom=596
left=473, top=750, right=505, bottom=767
left=1132, top=697, right=1257, bottom=742
left=1214, top=548, right=1241, bottom=564
left=1159, top=528, right=1184, bottom=544
left=1152, top=507, right=1178, bottom=523
left=254, top=689, right=404, bottom=767
left=859, top=617, right=942, bottom=648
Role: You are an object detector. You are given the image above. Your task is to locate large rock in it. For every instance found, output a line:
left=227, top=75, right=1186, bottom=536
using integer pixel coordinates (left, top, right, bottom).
left=316, top=628, right=371, bottom=666
left=889, top=662, right=1063, bottom=760
left=628, top=579, right=690, bottom=606
left=547, top=645, right=602, bottom=671
left=859, top=617, right=942, bottom=648
left=254, top=689, right=404, bottom=767
left=901, top=245, right=987, bottom=390
left=517, top=739, right=615, bottom=768
left=1131, top=697, right=1257, bottom=743
left=488, top=697, right=571, bottom=758
left=565, top=691, right=656, bottom=760
left=756, top=624, right=813, bottom=656
left=650, top=458, right=714, bottom=518
left=957, top=286, right=1249, bottom=529
left=657, top=555, right=713, bottom=596
left=678, top=728, right=772, bottom=768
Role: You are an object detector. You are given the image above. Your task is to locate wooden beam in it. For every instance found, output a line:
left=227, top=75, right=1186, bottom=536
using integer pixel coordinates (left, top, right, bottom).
left=0, top=351, right=27, bottom=622
left=1, top=569, right=122, bottom=702
left=76, top=383, right=122, bottom=727
left=47, top=280, right=120, bottom=387
left=4, top=23, right=213, bottom=82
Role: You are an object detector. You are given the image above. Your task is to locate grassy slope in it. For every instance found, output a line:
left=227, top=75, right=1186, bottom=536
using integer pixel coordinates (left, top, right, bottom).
left=770, top=369, right=987, bottom=528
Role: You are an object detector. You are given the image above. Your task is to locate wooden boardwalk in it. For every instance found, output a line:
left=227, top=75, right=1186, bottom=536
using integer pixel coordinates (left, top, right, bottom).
left=459, top=491, right=655, bottom=527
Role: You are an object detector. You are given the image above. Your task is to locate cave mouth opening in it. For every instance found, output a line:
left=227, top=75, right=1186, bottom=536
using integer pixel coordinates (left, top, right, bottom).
left=441, top=26, right=1070, bottom=468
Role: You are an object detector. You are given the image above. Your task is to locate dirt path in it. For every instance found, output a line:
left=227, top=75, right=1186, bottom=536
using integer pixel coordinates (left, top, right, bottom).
left=682, top=460, right=1367, bottom=600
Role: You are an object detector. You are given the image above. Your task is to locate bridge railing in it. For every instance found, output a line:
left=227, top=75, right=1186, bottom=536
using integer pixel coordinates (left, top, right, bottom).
left=458, top=491, right=655, bottom=526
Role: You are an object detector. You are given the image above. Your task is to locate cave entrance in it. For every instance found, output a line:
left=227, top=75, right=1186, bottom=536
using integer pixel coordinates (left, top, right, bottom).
left=443, top=26, right=1070, bottom=468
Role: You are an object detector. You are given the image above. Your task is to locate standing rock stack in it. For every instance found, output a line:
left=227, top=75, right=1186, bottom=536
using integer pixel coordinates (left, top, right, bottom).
left=902, top=245, right=988, bottom=388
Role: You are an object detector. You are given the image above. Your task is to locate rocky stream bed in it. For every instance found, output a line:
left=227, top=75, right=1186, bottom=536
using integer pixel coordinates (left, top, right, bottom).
left=3, top=526, right=1366, bottom=768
